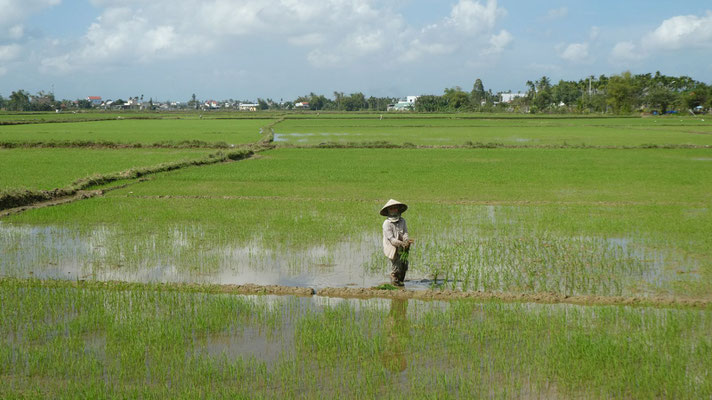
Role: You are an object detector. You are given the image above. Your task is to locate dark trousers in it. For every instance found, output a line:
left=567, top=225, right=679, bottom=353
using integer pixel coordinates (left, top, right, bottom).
left=390, top=257, right=408, bottom=282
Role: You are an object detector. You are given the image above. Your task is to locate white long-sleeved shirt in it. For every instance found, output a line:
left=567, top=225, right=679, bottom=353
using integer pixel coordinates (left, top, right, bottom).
left=382, top=218, right=409, bottom=260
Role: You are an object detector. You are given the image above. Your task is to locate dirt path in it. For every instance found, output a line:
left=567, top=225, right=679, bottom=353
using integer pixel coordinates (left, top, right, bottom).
left=0, top=190, right=104, bottom=217
left=5, top=278, right=710, bottom=309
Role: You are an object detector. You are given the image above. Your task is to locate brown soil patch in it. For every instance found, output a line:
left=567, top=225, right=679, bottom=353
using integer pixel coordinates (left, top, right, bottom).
left=0, top=190, right=103, bottom=217
left=4, top=278, right=710, bottom=309
left=317, top=287, right=712, bottom=308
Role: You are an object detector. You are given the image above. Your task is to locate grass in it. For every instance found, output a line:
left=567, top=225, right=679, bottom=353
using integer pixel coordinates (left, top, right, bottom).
left=3, top=148, right=710, bottom=297
left=274, top=115, right=712, bottom=146
left=0, top=278, right=710, bottom=399
left=0, top=148, right=214, bottom=191
left=0, top=118, right=271, bottom=146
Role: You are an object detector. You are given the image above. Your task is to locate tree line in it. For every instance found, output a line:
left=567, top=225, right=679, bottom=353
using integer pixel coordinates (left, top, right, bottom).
left=2, top=71, right=710, bottom=114
left=416, top=72, right=710, bottom=114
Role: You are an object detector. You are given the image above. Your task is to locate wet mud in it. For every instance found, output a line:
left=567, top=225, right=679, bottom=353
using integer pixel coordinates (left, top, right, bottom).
left=5, top=277, right=710, bottom=309
left=0, top=190, right=103, bottom=217
left=317, top=286, right=712, bottom=309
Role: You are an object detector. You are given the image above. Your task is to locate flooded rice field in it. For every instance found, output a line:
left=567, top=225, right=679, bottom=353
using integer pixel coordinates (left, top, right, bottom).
left=2, top=279, right=710, bottom=398
left=0, top=217, right=698, bottom=297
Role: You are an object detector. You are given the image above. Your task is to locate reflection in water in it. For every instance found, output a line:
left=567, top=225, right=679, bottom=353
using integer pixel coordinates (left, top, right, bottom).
left=381, top=299, right=409, bottom=373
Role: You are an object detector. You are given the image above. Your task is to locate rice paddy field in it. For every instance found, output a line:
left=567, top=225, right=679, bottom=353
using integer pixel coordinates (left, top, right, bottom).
left=275, top=114, right=712, bottom=147
left=0, top=148, right=215, bottom=190
left=0, top=118, right=272, bottom=146
left=1, top=111, right=711, bottom=398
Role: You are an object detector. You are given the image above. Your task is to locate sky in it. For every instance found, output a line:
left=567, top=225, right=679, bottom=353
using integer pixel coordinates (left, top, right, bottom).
left=1, top=0, right=711, bottom=102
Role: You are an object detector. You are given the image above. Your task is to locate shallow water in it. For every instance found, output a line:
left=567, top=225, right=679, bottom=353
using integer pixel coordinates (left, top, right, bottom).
left=273, top=132, right=360, bottom=142
left=0, top=221, right=698, bottom=296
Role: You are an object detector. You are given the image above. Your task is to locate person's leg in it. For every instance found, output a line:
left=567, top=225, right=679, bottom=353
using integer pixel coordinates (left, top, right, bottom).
left=390, top=259, right=400, bottom=285
left=397, top=260, right=408, bottom=284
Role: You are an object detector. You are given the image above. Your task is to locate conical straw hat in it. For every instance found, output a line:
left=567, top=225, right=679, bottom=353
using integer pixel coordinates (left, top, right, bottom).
left=380, top=199, right=408, bottom=216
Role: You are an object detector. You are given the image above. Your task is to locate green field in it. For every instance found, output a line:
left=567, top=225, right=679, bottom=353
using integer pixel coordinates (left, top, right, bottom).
left=0, top=148, right=215, bottom=191
left=1, top=112, right=711, bottom=398
left=0, top=118, right=272, bottom=145
left=274, top=115, right=712, bottom=146
left=1, top=279, right=710, bottom=399
left=3, top=147, right=710, bottom=297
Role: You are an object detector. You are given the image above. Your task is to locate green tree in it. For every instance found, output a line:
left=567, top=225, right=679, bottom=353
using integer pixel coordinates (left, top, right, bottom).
left=77, top=99, right=93, bottom=109
left=333, top=91, right=345, bottom=110
left=341, top=92, right=367, bottom=111
left=681, top=83, right=709, bottom=111
left=8, top=90, right=31, bottom=111
left=257, top=98, right=269, bottom=110
left=187, top=93, right=198, bottom=109
left=645, top=86, right=677, bottom=113
left=415, top=95, right=447, bottom=112
left=470, top=79, right=486, bottom=108
left=607, top=72, right=637, bottom=114
left=551, top=80, right=580, bottom=107
left=443, top=87, right=469, bottom=110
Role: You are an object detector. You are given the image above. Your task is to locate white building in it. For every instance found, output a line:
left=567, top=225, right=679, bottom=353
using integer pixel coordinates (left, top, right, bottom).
left=239, top=103, right=259, bottom=111
left=500, top=92, right=526, bottom=103
left=388, top=95, right=419, bottom=111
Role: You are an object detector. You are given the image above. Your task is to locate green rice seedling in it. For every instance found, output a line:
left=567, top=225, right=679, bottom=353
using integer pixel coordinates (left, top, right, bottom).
left=274, top=115, right=712, bottom=147
left=0, top=118, right=272, bottom=146
left=0, top=148, right=215, bottom=191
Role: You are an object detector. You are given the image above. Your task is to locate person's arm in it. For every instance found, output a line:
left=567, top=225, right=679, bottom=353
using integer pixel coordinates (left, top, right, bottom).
left=402, top=220, right=409, bottom=242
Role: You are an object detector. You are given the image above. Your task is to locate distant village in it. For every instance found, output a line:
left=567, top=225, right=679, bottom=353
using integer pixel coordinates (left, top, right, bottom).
left=3, top=71, right=709, bottom=114
left=81, top=95, right=438, bottom=112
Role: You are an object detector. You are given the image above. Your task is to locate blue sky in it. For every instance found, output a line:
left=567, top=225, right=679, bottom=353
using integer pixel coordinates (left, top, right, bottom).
left=1, top=0, right=711, bottom=102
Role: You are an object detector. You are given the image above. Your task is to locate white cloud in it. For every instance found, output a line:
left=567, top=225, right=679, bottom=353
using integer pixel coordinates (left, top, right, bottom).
left=482, top=29, right=512, bottom=55
left=447, top=0, right=505, bottom=34
left=401, top=39, right=457, bottom=62
left=288, top=33, right=326, bottom=47
left=36, top=0, right=511, bottom=74
left=343, top=29, right=385, bottom=55
left=0, top=44, right=21, bottom=61
left=0, top=66, right=6, bottom=76
left=609, top=41, right=647, bottom=64
left=589, top=26, right=600, bottom=41
left=39, top=0, right=395, bottom=72
left=0, top=0, right=60, bottom=28
left=8, top=24, right=24, bottom=39
left=306, top=49, right=342, bottom=67
left=558, top=42, right=590, bottom=63
left=545, top=7, right=568, bottom=20
left=643, top=11, right=712, bottom=50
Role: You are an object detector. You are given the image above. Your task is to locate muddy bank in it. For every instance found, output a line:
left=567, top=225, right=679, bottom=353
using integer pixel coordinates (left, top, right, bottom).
left=0, top=149, right=254, bottom=213
left=277, top=141, right=712, bottom=150
left=4, top=278, right=710, bottom=309
left=318, top=287, right=712, bottom=309
left=0, top=139, right=270, bottom=150
left=2, top=278, right=315, bottom=297
left=0, top=190, right=103, bottom=217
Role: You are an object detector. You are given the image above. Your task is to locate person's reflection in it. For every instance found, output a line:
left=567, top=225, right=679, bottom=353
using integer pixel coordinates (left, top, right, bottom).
left=381, top=298, right=410, bottom=373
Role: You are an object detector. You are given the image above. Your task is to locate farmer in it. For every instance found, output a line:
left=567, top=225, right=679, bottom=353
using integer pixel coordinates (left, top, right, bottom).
left=381, top=199, right=414, bottom=286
